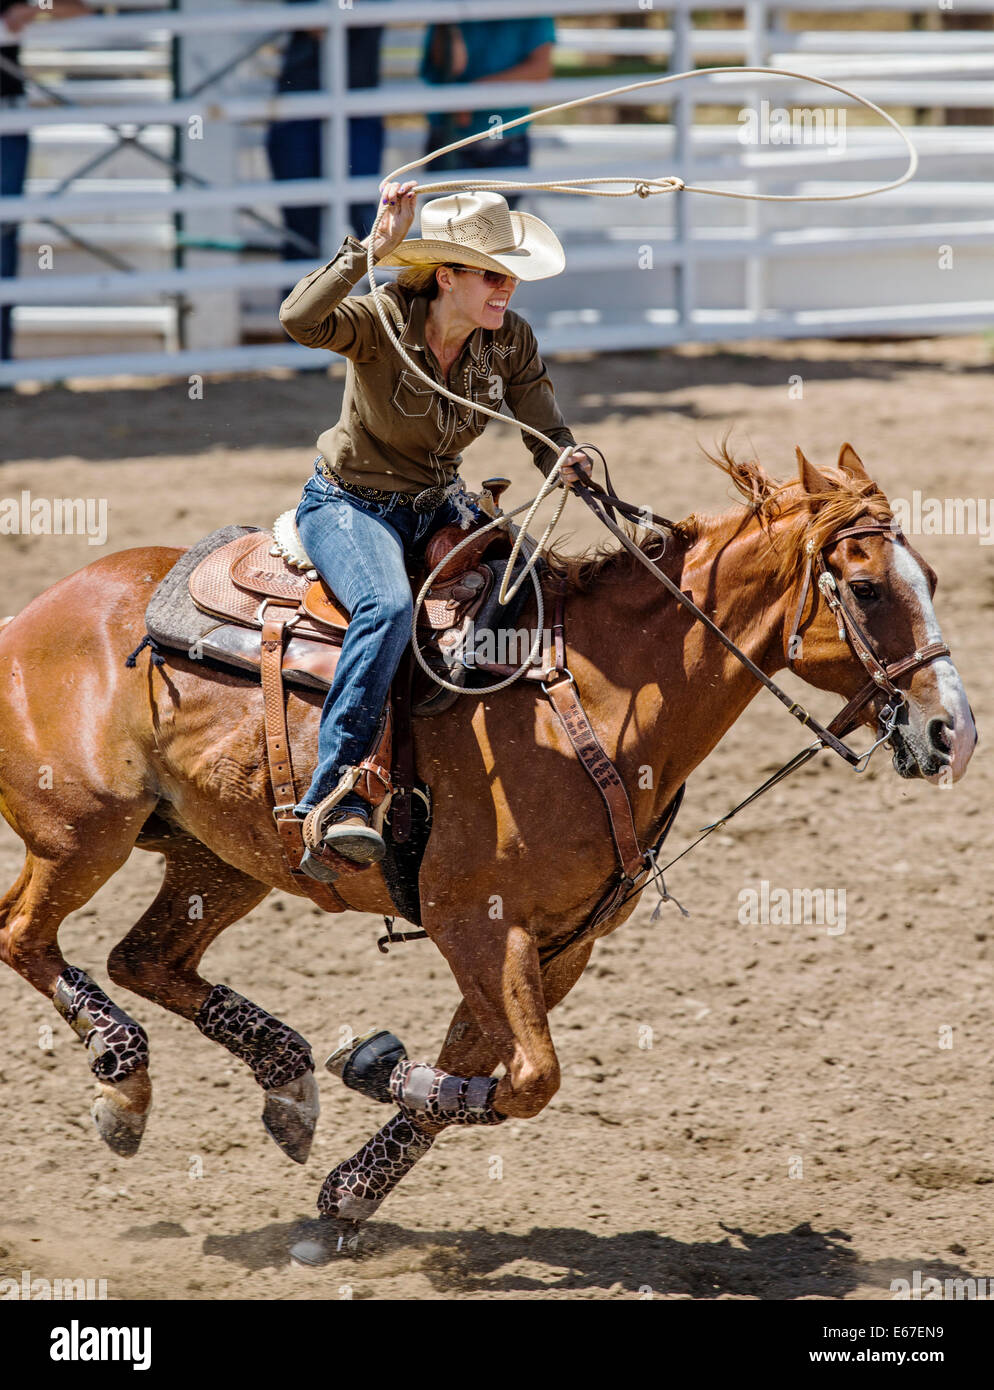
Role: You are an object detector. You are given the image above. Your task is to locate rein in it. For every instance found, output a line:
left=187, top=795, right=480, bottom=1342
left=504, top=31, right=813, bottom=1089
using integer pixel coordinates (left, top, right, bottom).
left=537, top=483, right=952, bottom=956
left=574, top=483, right=949, bottom=770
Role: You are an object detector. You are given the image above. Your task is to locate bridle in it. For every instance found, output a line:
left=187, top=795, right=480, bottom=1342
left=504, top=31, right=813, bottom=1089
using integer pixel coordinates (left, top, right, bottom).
left=785, top=520, right=951, bottom=765
left=571, top=462, right=951, bottom=772
left=546, top=474, right=958, bottom=933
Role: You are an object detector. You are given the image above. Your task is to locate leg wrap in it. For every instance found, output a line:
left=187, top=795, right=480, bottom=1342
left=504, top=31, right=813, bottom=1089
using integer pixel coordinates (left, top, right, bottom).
left=317, top=1111, right=435, bottom=1222
left=194, top=984, right=313, bottom=1090
left=53, top=966, right=149, bottom=1083
left=316, top=1062, right=505, bottom=1225
left=389, top=1059, right=506, bottom=1128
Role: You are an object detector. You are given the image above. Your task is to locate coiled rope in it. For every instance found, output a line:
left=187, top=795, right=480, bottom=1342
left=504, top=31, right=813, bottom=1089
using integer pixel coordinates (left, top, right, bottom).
left=360, top=66, right=917, bottom=695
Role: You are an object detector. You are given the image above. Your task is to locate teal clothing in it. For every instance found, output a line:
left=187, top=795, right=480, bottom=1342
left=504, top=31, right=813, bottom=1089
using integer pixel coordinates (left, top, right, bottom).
left=421, top=18, right=555, bottom=140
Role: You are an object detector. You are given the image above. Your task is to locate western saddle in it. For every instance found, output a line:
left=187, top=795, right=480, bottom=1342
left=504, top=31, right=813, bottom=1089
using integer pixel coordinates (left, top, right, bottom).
left=173, top=479, right=540, bottom=908
left=140, top=477, right=674, bottom=932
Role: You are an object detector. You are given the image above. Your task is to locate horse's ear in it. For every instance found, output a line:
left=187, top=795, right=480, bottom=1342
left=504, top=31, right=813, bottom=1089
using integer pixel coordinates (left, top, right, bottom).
left=836, top=442, right=871, bottom=484
left=795, top=446, right=832, bottom=504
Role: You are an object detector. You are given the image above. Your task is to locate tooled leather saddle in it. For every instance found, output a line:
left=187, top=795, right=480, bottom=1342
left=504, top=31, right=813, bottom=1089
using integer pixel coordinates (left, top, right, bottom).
left=141, top=479, right=550, bottom=913
left=138, top=479, right=675, bottom=937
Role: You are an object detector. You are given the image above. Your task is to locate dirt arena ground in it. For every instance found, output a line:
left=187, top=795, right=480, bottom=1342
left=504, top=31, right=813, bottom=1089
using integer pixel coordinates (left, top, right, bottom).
left=1, top=333, right=991, bottom=1301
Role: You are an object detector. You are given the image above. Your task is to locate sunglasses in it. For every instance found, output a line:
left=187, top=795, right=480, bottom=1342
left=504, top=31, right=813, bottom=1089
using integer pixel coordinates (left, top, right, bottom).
left=447, top=265, right=520, bottom=288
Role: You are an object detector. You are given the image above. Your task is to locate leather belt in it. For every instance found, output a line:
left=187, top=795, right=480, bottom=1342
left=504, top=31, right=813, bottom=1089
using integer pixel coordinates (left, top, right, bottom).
left=318, top=459, right=450, bottom=514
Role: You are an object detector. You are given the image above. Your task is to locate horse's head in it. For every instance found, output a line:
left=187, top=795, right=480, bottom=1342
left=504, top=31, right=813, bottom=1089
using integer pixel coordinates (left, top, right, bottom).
left=779, top=444, right=976, bottom=784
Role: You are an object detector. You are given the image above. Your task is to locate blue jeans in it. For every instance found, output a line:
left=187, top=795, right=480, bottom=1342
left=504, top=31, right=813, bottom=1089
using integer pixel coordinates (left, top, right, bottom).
left=294, top=462, right=481, bottom=815
left=0, top=132, right=29, bottom=362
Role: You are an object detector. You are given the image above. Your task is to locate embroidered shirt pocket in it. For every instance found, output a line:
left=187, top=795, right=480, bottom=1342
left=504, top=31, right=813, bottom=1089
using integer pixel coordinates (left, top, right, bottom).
left=391, top=370, right=437, bottom=418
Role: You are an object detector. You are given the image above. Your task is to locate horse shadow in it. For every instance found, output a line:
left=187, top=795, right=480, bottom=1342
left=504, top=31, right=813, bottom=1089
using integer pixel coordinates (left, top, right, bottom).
left=200, top=1218, right=966, bottom=1298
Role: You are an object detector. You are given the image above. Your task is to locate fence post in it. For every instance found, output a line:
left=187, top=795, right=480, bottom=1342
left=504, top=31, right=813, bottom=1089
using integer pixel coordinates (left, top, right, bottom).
left=671, top=2, right=695, bottom=339
left=744, top=1, right=769, bottom=333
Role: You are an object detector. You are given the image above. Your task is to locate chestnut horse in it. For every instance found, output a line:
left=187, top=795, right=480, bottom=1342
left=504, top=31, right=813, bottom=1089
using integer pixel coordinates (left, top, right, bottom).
left=0, top=445, right=976, bottom=1241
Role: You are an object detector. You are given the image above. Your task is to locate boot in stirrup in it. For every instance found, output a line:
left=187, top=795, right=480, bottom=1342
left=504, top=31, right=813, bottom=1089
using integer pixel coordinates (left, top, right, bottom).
left=320, top=805, right=386, bottom=865
left=298, top=798, right=385, bottom=882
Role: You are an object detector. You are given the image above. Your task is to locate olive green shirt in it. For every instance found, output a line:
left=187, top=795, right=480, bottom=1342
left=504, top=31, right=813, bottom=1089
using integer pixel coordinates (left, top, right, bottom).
left=278, top=236, right=576, bottom=495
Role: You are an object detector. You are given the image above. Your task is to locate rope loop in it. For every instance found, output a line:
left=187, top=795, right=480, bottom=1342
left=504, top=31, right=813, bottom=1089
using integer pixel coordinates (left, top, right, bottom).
left=362, top=66, right=917, bottom=696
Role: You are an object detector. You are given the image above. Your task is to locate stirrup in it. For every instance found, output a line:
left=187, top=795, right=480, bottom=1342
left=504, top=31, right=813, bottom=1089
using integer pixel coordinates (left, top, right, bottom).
left=301, top=769, right=364, bottom=851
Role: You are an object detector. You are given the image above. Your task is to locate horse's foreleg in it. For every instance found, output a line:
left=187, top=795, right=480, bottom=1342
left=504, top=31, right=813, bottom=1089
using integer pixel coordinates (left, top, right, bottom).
left=106, top=833, right=319, bottom=1162
left=304, top=939, right=593, bottom=1246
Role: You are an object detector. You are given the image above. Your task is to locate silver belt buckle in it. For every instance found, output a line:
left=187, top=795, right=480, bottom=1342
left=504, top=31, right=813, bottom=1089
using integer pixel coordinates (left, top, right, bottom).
left=412, top=486, right=446, bottom=513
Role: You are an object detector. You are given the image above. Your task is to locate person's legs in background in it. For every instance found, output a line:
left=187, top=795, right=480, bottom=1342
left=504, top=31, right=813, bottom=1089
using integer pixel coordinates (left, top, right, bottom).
left=265, top=115, right=323, bottom=263
left=266, top=23, right=384, bottom=270
left=0, top=132, right=30, bottom=362
left=347, top=24, right=384, bottom=240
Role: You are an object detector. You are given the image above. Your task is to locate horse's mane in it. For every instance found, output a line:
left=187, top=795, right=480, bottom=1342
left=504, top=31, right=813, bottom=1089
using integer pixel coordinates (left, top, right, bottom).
left=544, top=438, right=894, bottom=594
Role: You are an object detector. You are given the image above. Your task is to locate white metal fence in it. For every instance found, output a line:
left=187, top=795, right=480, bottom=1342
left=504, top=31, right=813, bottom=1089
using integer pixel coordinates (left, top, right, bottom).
left=1, top=0, right=992, bottom=385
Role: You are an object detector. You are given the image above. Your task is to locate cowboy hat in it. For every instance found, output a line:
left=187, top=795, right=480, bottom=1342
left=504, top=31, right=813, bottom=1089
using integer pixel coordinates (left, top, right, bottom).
left=376, top=191, right=565, bottom=282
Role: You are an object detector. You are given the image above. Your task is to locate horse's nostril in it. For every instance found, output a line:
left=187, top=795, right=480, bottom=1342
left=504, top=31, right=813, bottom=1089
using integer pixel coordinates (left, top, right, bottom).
left=927, top=717, right=952, bottom=755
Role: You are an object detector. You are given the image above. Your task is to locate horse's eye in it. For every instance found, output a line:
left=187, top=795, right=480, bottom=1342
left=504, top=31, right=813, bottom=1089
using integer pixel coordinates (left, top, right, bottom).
left=849, top=580, right=878, bottom=602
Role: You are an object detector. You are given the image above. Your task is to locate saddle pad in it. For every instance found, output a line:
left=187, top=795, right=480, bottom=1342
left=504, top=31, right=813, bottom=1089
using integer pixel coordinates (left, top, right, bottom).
left=145, top=524, right=260, bottom=655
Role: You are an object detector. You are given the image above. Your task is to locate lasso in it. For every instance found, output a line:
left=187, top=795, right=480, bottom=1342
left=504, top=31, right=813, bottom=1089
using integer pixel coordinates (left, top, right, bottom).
left=362, top=66, right=918, bottom=695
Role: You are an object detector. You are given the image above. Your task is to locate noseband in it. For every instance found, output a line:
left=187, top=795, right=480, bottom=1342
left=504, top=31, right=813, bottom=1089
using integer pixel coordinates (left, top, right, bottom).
left=787, top=521, right=951, bottom=758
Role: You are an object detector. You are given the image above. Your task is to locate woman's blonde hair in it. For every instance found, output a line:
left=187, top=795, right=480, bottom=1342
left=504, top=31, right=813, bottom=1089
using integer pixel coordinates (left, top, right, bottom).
left=396, top=263, right=448, bottom=299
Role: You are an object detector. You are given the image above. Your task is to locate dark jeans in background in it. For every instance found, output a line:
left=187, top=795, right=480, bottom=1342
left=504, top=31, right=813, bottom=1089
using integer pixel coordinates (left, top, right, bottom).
left=266, top=25, right=384, bottom=259
left=0, top=132, right=29, bottom=362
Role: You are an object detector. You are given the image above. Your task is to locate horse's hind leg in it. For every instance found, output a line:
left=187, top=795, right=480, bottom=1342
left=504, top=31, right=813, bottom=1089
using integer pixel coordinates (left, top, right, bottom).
left=0, top=845, right=155, bottom=1157
left=106, top=834, right=319, bottom=1162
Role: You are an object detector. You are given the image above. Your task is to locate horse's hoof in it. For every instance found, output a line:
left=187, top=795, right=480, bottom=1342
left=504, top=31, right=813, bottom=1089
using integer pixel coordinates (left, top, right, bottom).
left=325, top=1028, right=406, bottom=1104
left=262, top=1069, right=320, bottom=1164
left=91, top=1092, right=148, bottom=1157
left=290, top=1218, right=362, bottom=1267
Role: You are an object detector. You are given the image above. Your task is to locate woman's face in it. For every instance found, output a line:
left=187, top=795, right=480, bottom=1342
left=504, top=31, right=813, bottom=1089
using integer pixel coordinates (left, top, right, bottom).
left=436, top=265, right=520, bottom=331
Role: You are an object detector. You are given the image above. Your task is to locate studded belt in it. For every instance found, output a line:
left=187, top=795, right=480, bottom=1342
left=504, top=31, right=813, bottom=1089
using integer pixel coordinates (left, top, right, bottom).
left=318, top=459, right=450, bottom=514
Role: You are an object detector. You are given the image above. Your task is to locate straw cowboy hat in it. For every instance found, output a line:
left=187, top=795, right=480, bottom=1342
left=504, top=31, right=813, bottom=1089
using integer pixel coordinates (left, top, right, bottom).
left=377, top=191, right=565, bottom=282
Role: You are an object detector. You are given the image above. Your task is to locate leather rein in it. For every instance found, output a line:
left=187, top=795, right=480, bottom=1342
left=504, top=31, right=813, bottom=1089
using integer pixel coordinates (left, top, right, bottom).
left=570, top=458, right=950, bottom=770
left=529, top=465, right=951, bottom=960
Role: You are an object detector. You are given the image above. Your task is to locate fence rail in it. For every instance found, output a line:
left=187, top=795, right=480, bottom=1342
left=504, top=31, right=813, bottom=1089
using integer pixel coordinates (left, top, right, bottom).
left=1, top=0, right=991, bottom=385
